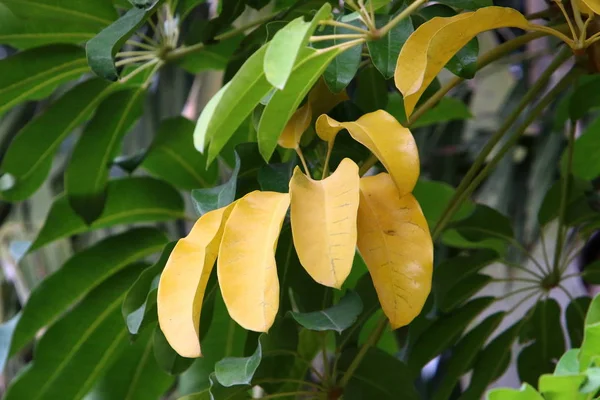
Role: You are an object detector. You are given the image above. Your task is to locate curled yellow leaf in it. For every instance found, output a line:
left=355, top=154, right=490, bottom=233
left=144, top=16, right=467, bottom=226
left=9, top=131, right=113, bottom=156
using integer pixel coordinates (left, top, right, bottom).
left=395, top=7, right=529, bottom=117
left=315, top=110, right=419, bottom=197
left=157, top=205, right=234, bottom=357
left=289, top=158, right=360, bottom=289
left=357, top=173, right=433, bottom=329
left=278, top=102, right=312, bottom=150
left=579, top=0, right=599, bottom=14
left=218, top=191, right=290, bottom=332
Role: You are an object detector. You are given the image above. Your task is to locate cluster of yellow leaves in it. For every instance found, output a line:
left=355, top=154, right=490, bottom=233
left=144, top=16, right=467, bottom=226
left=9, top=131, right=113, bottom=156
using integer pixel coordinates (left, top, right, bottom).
left=158, top=93, right=433, bottom=358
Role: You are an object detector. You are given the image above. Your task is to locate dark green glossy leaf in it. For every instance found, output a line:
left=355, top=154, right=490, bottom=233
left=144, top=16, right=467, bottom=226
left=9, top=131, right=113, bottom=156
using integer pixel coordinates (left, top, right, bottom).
left=354, top=65, right=388, bottom=113
left=433, top=312, right=505, bottom=400
left=258, top=160, right=295, bottom=193
left=31, top=177, right=183, bottom=251
left=264, top=3, right=331, bottom=89
left=367, top=13, right=413, bottom=79
left=142, top=117, right=218, bottom=190
left=6, top=228, right=166, bottom=361
left=0, top=44, right=88, bottom=115
left=567, top=297, right=591, bottom=348
left=517, top=299, right=565, bottom=386
left=122, top=242, right=176, bottom=335
left=86, top=5, right=157, bottom=81
left=433, top=250, right=499, bottom=311
left=3, top=266, right=145, bottom=400
left=192, top=152, right=239, bottom=216
left=153, top=326, right=195, bottom=375
left=289, top=291, right=362, bottom=333
left=538, top=177, right=592, bottom=226
left=0, top=4, right=100, bottom=49
left=338, top=347, right=419, bottom=400
left=437, top=0, right=492, bottom=10
left=258, top=48, right=341, bottom=161
left=569, top=76, right=600, bottom=121
left=277, top=329, right=321, bottom=393
left=180, top=0, right=208, bottom=18
left=1, top=0, right=117, bottom=27
left=583, top=261, right=600, bottom=284
left=562, top=116, right=600, bottom=181
left=129, top=0, right=159, bottom=7
left=178, top=35, right=244, bottom=74
left=339, top=273, right=379, bottom=350
left=66, top=88, right=146, bottom=223
left=451, top=204, right=514, bottom=243
left=311, top=17, right=362, bottom=93
left=460, top=322, right=523, bottom=400
left=440, top=274, right=492, bottom=312
left=408, top=297, right=494, bottom=375
left=412, top=179, right=475, bottom=228
left=215, top=335, right=264, bottom=387
left=86, top=325, right=174, bottom=400
left=209, top=374, right=250, bottom=400
left=177, top=293, right=247, bottom=395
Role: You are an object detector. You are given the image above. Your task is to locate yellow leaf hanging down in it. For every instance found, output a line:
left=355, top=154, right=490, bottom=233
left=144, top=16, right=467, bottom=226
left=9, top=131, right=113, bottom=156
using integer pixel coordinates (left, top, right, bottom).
left=278, top=102, right=312, bottom=150
left=395, top=7, right=529, bottom=117
left=157, top=205, right=234, bottom=357
left=579, top=0, right=599, bottom=15
left=357, top=173, right=433, bottom=329
left=289, top=158, right=360, bottom=288
left=316, top=110, right=419, bottom=197
left=218, top=191, right=290, bottom=332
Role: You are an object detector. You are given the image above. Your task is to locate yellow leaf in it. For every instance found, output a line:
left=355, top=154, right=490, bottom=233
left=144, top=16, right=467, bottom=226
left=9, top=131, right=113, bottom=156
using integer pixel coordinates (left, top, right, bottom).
left=289, top=158, right=360, bottom=288
left=395, top=7, right=529, bottom=117
left=315, top=110, right=419, bottom=197
left=308, top=78, right=349, bottom=117
left=157, top=205, right=234, bottom=357
left=357, top=173, right=433, bottom=329
left=278, top=102, right=312, bottom=149
left=218, top=191, right=290, bottom=332
left=579, top=0, right=598, bottom=14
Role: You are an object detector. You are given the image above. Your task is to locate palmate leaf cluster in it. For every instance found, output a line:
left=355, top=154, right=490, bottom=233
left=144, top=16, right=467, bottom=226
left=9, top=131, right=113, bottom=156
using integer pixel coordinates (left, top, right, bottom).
left=1, top=0, right=600, bottom=399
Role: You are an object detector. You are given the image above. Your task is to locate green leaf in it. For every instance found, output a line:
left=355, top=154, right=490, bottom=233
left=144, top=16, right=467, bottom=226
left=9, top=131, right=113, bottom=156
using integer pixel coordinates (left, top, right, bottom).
left=412, top=179, right=475, bottom=228
left=460, top=322, right=523, bottom=400
left=122, top=242, right=175, bottom=335
left=538, top=177, right=592, bottom=226
left=312, top=17, right=362, bottom=93
left=538, top=374, right=587, bottom=399
left=0, top=44, right=88, bottom=115
left=264, top=3, right=332, bottom=89
left=354, top=64, right=388, bottom=113
left=407, top=297, right=494, bottom=375
left=583, top=261, right=600, bottom=284
left=434, top=312, right=504, bottom=400
left=567, top=297, right=591, bottom=348
left=367, top=13, right=413, bottom=79
left=209, top=374, right=250, bottom=400
left=86, top=5, right=156, bottom=81
left=451, top=204, right=514, bottom=243
left=215, top=335, right=264, bottom=387
left=433, top=250, right=499, bottom=311
left=339, top=273, right=379, bottom=350
left=0, top=77, right=137, bottom=202
left=338, top=347, right=419, bottom=400
left=66, top=88, right=147, bottom=223
left=579, top=293, right=600, bottom=370
left=86, top=325, right=174, bottom=400
left=288, top=291, right=363, bottom=333
left=562, top=116, right=600, bottom=181
left=258, top=161, right=295, bottom=193
left=129, top=0, right=159, bottom=7
left=487, top=384, right=543, bottom=400
left=153, top=326, right=195, bottom=375
left=142, top=117, right=218, bottom=190
left=0, top=4, right=100, bottom=49
left=192, top=152, right=240, bottom=216
left=277, top=329, right=321, bottom=393
left=555, top=349, right=581, bottom=375
left=258, top=47, right=342, bottom=161
left=177, top=292, right=247, bottom=395
left=195, top=45, right=271, bottom=163
left=6, top=228, right=166, bottom=362
left=178, top=35, right=244, bottom=74
left=569, top=76, right=600, bottom=121
left=437, top=0, right=492, bottom=11
left=31, top=177, right=183, bottom=251
left=517, top=299, right=566, bottom=386
left=180, top=0, right=209, bottom=18
left=0, top=0, right=117, bottom=28
left=3, top=266, right=146, bottom=400
left=407, top=97, right=472, bottom=128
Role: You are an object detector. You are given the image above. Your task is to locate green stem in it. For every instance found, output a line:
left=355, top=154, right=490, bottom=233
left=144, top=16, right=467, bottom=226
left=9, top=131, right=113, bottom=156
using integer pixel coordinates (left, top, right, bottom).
left=258, top=391, right=318, bottom=399
left=310, top=33, right=367, bottom=42
left=319, top=19, right=370, bottom=34
left=538, top=228, right=553, bottom=274
left=495, top=285, right=540, bottom=302
left=505, top=290, right=542, bottom=316
left=552, top=120, right=577, bottom=280
left=431, top=49, right=572, bottom=241
left=320, top=332, right=331, bottom=386
left=339, top=315, right=387, bottom=387
left=119, top=59, right=159, bottom=84
left=502, top=261, right=545, bottom=280
left=377, top=0, right=428, bottom=37
left=115, top=54, right=157, bottom=66
left=492, top=277, right=541, bottom=284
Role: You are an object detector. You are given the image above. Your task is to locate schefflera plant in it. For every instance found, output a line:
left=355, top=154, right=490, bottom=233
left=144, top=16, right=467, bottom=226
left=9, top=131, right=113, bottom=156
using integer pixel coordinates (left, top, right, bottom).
left=157, top=103, right=433, bottom=358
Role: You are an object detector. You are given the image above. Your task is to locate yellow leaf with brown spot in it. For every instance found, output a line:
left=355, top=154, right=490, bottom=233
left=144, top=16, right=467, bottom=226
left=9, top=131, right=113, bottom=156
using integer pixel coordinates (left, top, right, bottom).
left=157, top=205, right=234, bottom=357
left=357, top=173, right=433, bottom=329
left=395, top=7, right=529, bottom=117
left=289, top=158, right=360, bottom=288
left=315, top=110, right=419, bottom=197
left=278, top=102, right=312, bottom=149
left=218, top=191, right=290, bottom=332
